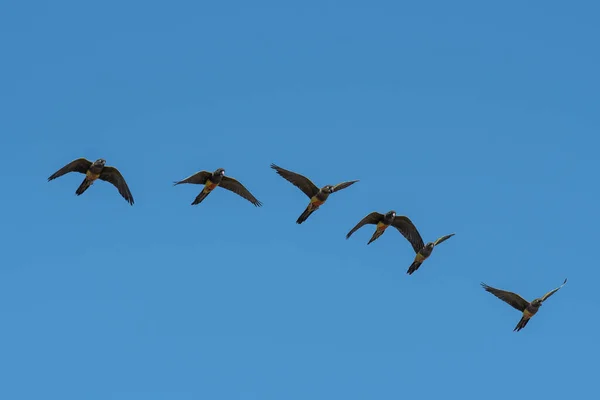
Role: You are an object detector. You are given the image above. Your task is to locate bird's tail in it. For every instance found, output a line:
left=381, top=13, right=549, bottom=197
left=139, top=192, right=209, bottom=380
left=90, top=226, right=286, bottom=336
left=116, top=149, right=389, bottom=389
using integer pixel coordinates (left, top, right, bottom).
left=367, top=229, right=385, bottom=245
left=191, top=189, right=211, bottom=205
left=75, top=178, right=93, bottom=196
left=296, top=205, right=315, bottom=224
left=407, top=260, right=422, bottom=275
left=514, top=316, right=530, bottom=332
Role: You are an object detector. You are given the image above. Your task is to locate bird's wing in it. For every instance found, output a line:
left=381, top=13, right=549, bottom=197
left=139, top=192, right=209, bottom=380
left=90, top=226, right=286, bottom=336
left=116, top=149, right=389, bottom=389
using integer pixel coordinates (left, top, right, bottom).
left=270, top=163, right=319, bottom=198
left=390, top=216, right=425, bottom=253
left=331, top=180, right=359, bottom=193
left=434, top=233, right=455, bottom=246
left=346, top=212, right=384, bottom=239
left=219, top=176, right=263, bottom=207
left=540, top=278, right=568, bottom=303
left=47, top=158, right=92, bottom=181
left=98, top=166, right=134, bottom=205
left=173, top=171, right=211, bottom=185
left=481, top=283, right=529, bottom=312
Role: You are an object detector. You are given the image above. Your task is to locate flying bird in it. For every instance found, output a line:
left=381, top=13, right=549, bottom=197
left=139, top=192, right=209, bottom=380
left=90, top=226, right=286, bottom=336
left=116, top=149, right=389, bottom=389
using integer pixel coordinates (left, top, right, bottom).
left=48, top=158, right=134, bottom=205
left=270, top=163, right=358, bottom=224
left=346, top=210, right=419, bottom=245
left=393, top=217, right=454, bottom=274
left=481, top=278, right=567, bottom=332
left=174, top=168, right=262, bottom=207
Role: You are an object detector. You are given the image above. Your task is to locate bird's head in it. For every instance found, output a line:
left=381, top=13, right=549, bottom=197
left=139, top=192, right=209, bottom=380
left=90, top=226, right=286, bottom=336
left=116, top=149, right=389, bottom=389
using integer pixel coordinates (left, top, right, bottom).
left=93, top=159, right=106, bottom=167
left=425, top=242, right=435, bottom=250
left=322, top=185, right=335, bottom=194
left=386, top=210, right=396, bottom=219
left=532, top=299, right=543, bottom=307
left=215, top=168, right=225, bottom=176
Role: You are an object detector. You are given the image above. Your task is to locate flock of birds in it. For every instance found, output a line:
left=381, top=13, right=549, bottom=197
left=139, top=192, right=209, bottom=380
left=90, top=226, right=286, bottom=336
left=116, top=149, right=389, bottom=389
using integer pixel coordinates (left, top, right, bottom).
left=48, top=157, right=568, bottom=332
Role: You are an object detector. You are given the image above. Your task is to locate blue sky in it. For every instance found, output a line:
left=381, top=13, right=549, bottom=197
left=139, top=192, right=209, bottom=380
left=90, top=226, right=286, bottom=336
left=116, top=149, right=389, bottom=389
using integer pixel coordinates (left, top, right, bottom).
left=1, top=1, right=598, bottom=398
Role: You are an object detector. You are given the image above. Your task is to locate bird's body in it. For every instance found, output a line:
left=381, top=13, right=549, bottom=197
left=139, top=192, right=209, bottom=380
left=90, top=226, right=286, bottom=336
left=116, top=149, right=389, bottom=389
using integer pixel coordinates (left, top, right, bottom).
left=77, top=161, right=106, bottom=194
left=394, top=219, right=454, bottom=275
left=174, top=168, right=262, bottom=207
left=409, top=242, right=435, bottom=270
left=86, top=164, right=103, bottom=179
left=481, top=279, right=567, bottom=332
left=372, top=212, right=397, bottom=242
left=204, top=180, right=219, bottom=191
left=196, top=170, right=224, bottom=204
left=310, top=190, right=328, bottom=208
left=372, top=220, right=390, bottom=240
left=270, top=163, right=358, bottom=224
left=48, top=158, right=134, bottom=205
left=515, top=303, right=539, bottom=331
left=298, top=187, right=334, bottom=223
left=407, top=244, right=435, bottom=274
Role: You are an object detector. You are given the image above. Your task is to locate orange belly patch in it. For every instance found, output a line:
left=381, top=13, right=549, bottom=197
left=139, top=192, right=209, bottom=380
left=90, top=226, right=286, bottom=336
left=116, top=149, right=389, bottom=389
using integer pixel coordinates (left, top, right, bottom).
left=86, top=171, right=100, bottom=181
left=310, top=197, right=324, bottom=208
left=376, top=222, right=389, bottom=232
left=415, top=252, right=426, bottom=262
left=205, top=180, right=218, bottom=191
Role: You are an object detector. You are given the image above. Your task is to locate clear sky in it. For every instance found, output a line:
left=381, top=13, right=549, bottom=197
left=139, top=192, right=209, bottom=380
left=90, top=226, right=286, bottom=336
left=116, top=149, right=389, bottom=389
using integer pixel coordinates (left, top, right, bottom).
left=1, top=1, right=598, bottom=399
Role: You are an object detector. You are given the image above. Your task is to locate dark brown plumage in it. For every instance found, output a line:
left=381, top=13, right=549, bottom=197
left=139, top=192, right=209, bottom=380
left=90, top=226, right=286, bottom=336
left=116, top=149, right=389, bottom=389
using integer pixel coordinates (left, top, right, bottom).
left=174, top=168, right=262, bottom=207
left=48, top=158, right=134, bottom=205
left=270, top=163, right=358, bottom=224
left=481, top=278, right=567, bottom=332
left=403, top=221, right=454, bottom=275
left=346, top=210, right=423, bottom=245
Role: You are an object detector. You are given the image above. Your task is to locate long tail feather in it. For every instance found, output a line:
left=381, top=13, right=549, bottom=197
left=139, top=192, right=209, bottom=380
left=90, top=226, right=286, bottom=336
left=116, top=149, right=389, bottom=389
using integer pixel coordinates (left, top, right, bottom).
left=75, top=178, right=92, bottom=196
left=367, top=229, right=384, bottom=245
left=407, top=260, right=422, bottom=275
left=296, top=205, right=315, bottom=224
left=192, top=190, right=211, bottom=205
left=514, top=316, right=530, bottom=332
